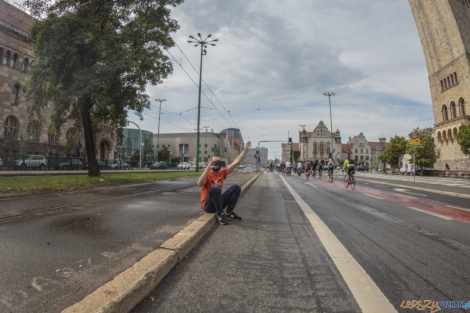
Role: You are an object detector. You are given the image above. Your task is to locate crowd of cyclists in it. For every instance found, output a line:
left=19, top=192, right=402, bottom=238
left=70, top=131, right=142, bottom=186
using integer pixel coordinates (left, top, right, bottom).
left=265, top=156, right=357, bottom=187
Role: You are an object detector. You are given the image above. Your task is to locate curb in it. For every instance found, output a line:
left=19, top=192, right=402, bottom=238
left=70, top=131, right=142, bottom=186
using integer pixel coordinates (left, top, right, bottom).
left=356, top=177, right=470, bottom=199
left=62, top=173, right=260, bottom=313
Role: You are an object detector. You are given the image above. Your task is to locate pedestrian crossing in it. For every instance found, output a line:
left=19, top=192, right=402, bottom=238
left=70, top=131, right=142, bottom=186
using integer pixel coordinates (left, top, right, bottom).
left=356, top=172, right=470, bottom=188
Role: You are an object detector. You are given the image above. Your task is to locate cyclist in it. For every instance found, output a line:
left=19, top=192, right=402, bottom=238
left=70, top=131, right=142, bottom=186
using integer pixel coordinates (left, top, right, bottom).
left=285, top=160, right=292, bottom=175
left=318, top=160, right=323, bottom=177
left=327, top=158, right=334, bottom=181
left=312, top=160, right=318, bottom=177
left=342, top=157, right=356, bottom=186
left=297, top=161, right=303, bottom=175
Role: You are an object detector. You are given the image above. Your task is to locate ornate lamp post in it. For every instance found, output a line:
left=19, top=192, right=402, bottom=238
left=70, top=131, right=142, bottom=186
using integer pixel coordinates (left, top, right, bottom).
left=188, top=33, right=218, bottom=172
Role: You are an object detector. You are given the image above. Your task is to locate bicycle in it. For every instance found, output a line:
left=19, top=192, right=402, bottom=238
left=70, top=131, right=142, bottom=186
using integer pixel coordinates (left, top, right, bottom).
left=328, top=167, right=334, bottom=182
left=344, top=171, right=356, bottom=190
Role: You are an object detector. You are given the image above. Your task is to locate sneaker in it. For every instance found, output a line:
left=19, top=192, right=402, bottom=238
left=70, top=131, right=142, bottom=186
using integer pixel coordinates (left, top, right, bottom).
left=227, top=212, right=242, bottom=221
left=217, top=213, right=229, bottom=225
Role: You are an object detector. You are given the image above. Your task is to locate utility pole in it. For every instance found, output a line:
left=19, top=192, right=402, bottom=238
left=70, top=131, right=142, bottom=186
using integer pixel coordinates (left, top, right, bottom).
left=202, top=125, right=209, bottom=162
left=188, top=33, right=218, bottom=172
left=155, top=98, right=166, bottom=162
left=323, top=91, right=336, bottom=161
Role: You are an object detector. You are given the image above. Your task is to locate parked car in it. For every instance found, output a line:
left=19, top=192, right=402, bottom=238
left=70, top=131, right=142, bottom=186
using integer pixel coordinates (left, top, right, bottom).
left=177, top=162, right=190, bottom=170
left=15, top=155, right=47, bottom=169
left=238, top=164, right=246, bottom=169
left=57, top=158, right=85, bottom=170
left=109, top=159, right=130, bottom=170
left=151, top=161, right=168, bottom=169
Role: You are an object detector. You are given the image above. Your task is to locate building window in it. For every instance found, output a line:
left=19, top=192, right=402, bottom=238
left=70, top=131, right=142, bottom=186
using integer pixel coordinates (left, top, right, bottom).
left=179, top=144, right=188, bottom=155
left=459, top=98, right=466, bottom=116
left=355, top=148, right=358, bottom=153
left=360, top=148, right=363, bottom=154
left=442, top=104, right=448, bottom=121
left=10, top=53, right=18, bottom=68
left=21, top=58, right=29, bottom=72
left=4, top=116, right=19, bottom=138
left=450, top=102, right=457, bottom=119
left=11, top=84, right=20, bottom=106
left=313, top=142, right=317, bottom=153
left=27, top=122, right=41, bottom=142
left=2, top=50, right=10, bottom=65
left=48, top=127, right=59, bottom=144
left=319, top=142, right=324, bottom=153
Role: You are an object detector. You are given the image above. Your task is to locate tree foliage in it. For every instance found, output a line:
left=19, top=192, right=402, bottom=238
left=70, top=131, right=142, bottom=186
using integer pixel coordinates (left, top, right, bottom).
left=24, top=0, right=183, bottom=176
left=381, top=135, right=407, bottom=168
left=406, top=127, right=437, bottom=169
left=457, top=123, right=470, bottom=155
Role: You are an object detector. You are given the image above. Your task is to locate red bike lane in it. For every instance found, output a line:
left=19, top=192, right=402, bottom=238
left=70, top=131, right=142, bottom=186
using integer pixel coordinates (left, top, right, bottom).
left=309, top=175, right=470, bottom=224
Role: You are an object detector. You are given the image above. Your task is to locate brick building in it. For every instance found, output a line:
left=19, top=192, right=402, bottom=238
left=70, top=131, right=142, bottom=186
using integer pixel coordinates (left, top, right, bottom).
left=0, top=0, right=116, bottom=166
left=410, top=0, right=470, bottom=170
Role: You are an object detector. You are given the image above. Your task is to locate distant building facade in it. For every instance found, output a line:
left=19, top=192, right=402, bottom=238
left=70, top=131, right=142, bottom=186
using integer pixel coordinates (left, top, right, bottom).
left=116, top=128, right=154, bottom=163
left=0, top=0, right=116, bottom=164
left=342, top=133, right=388, bottom=168
left=410, top=0, right=470, bottom=170
left=299, top=121, right=342, bottom=163
left=281, top=143, right=299, bottom=163
left=154, top=128, right=244, bottom=164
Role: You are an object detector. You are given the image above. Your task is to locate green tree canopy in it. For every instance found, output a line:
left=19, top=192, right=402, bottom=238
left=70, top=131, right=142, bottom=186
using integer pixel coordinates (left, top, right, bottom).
left=381, top=135, right=407, bottom=168
left=406, top=127, right=437, bottom=169
left=24, top=0, right=183, bottom=176
left=457, top=123, right=470, bottom=155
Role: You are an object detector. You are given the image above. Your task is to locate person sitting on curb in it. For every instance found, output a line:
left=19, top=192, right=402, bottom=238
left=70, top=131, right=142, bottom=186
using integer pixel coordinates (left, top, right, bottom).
left=197, top=141, right=252, bottom=225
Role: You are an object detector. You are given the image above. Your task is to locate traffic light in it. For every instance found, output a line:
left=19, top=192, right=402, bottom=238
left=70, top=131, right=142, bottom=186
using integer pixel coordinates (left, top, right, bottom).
left=288, top=137, right=292, bottom=145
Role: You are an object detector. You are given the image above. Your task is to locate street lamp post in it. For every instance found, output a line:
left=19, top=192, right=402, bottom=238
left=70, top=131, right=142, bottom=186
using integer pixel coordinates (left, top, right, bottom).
left=188, top=33, right=218, bottom=172
left=127, top=121, right=142, bottom=170
left=323, top=91, right=336, bottom=161
left=155, top=98, right=166, bottom=162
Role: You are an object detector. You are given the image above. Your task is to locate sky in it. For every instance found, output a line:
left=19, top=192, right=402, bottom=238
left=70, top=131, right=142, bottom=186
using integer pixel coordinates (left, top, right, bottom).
left=13, top=0, right=434, bottom=160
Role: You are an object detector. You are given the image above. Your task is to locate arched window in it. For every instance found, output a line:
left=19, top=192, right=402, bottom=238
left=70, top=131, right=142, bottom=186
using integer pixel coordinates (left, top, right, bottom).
left=442, top=105, right=448, bottom=121
left=319, top=142, right=324, bottom=153
left=453, top=128, right=458, bottom=139
left=313, top=142, right=317, bottom=153
left=0, top=48, right=3, bottom=63
left=326, top=145, right=330, bottom=154
left=447, top=129, right=452, bottom=141
left=437, top=131, right=442, bottom=142
left=21, top=58, right=29, bottom=72
left=27, top=60, right=33, bottom=73
left=443, top=130, right=447, bottom=141
left=2, top=50, right=10, bottom=65
left=450, top=102, right=457, bottom=119
left=459, top=98, right=466, bottom=116
left=11, top=84, right=20, bottom=106
left=10, top=53, right=18, bottom=68
left=4, top=116, right=19, bottom=138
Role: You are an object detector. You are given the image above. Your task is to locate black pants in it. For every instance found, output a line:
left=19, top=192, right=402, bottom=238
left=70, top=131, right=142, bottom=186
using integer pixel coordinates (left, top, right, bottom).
left=204, top=184, right=241, bottom=215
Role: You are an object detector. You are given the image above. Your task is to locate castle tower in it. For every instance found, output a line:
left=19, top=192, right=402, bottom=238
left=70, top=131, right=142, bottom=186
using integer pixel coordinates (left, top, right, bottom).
left=409, top=0, right=470, bottom=170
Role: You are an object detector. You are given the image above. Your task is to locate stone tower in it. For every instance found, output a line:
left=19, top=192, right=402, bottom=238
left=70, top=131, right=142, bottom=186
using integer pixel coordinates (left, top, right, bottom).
left=409, top=0, right=470, bottom=170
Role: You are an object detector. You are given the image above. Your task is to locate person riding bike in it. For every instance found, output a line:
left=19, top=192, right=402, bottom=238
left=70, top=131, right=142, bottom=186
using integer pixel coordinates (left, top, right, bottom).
left=342, top=157, right=356, bottom=184
left=327, top=158, right=334, bottom=180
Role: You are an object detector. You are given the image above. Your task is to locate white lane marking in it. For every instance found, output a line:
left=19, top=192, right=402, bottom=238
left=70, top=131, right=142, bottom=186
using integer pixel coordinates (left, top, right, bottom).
left=393, top=188, right=427, bottom=197
left=280, top=175, right=397, bottom=313
left=305, top=182, right=318, bottom=188
left=365, top=194, right=385, bottom=200
left=407, top=206, right=453, bottom=221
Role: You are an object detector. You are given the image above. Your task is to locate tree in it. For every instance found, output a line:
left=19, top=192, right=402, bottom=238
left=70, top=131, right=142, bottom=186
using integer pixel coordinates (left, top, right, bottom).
left=158, top=146, right=170, bottom=162
left=406, top=127, right=437, bottom=169
left=24, top=0, right=183, bottom=176
left=457, top=123, right=470, bottom=155
left=381, top=135, right=407, bottom=168
left=293, top=150, right=300, bottom=163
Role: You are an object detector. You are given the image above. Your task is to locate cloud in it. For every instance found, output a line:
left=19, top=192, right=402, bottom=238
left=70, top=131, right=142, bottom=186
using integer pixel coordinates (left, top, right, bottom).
left=13, top=0, right=434, bottom=159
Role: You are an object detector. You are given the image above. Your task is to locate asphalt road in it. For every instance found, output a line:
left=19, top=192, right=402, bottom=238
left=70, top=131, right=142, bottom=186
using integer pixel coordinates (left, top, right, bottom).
left=133, top=171, right=470, bottom=313
left=0, top=173, right=254, bottom=313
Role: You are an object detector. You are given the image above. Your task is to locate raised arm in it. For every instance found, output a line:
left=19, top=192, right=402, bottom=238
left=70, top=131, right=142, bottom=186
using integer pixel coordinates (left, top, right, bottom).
left=197, top=160, right=214, bottom=187
left=226, top=141, right=251, bottom=175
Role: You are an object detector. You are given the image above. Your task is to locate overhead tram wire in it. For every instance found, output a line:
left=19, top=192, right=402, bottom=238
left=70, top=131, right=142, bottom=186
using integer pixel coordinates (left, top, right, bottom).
left=142, top=112, right=193, bottom=132
left=167, top=47, right=234, bottom=127
left=174, top=43, right=235, bottom=125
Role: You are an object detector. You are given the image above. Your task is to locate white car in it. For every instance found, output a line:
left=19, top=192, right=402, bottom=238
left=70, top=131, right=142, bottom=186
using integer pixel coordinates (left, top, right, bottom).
left=177, top=162, right=190, bottom=170
left=15, top=155, right=47, bottom=169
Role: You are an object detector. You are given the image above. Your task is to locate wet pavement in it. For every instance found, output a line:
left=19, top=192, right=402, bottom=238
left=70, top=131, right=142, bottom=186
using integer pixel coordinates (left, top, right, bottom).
left=0, top=172, right=255, bottom=313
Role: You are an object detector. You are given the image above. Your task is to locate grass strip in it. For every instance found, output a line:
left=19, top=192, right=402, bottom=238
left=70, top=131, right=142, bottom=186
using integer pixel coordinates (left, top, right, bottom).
left=0, top=171, right=199, bottom=195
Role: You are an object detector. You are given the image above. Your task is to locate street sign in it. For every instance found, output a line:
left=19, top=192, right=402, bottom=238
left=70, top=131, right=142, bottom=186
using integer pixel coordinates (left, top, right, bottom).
left=409, top=139, right=421, bottom=145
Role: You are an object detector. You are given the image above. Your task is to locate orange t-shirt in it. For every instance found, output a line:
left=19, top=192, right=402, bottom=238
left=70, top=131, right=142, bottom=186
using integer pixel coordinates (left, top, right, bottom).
left=200, top=168, right=228, bottom=208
